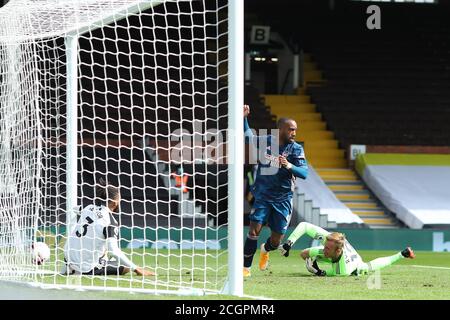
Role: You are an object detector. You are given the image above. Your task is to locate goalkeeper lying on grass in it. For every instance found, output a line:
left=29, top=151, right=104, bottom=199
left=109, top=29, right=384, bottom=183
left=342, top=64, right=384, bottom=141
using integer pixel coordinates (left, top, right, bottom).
left=279, top=222, right=415, bottom=276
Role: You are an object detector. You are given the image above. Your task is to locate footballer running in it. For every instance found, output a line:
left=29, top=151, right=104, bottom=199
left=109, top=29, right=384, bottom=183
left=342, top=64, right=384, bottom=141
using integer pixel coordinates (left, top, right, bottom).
left=243, top=104, right=309, bottom=277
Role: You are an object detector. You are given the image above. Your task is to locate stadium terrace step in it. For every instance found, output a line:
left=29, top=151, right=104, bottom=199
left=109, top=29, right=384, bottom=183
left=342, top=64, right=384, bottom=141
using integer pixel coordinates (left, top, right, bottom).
left=304, top=80, right=328, bottom=88
left=317, top=164, right=400, bottom=227
left=361, top=218, right=395, bottom=226
left=304, top=70, right=323, bottom=82
left=294, top=121, right=327, bottom=131
left=308, top=159, right=347, bottom=168
left=297, top=131, right=335, bottom=140
left=304, top=148, right=345, bottom=158
left=309, top=159, right=347, bottom=168
left=325, top=180, right=363, bottom=186
left=269, top=103, right=316, bottom=113
left=336, top=194, right=370, bottom=201
left=353, top=210, right=386, bottom=217
left=297, top=87, right=306, bottom=95
left=264, top=58, right=344, bottom=173
left=287, top=112, right=322, bottom=121
left=317, top=174, right=358, bottom=181
left=316, top=168, right=355, bottom=176
left=344, top=202, right=379, bottom=209
left=305, top=139, right=339, bottom=148
left=264, top=94, right=310, bottom=104
left=328, top=184, right=364, bottom=191
left=333, top=189, right=370, bottom=195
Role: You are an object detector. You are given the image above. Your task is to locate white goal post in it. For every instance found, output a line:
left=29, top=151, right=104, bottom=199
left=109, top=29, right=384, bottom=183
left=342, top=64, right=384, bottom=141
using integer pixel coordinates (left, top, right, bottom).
left=0, top=0, right=243, bottom=296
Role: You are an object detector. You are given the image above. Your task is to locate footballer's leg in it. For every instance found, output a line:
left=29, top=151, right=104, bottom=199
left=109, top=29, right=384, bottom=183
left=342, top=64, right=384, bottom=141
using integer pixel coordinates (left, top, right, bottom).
left=357, top=247, right=415, bottom=275
left=259, top=200, right=291, bottom=271
left=244, top=220, right=263, bottom=276
left=86, top=261, right=126, bottom=276
left=259, top=230, right=283, bottom=271
left=244, top=200, right=268, bottom=277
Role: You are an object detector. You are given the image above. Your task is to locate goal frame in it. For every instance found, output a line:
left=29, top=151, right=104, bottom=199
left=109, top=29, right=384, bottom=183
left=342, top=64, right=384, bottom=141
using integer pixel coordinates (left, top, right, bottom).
left=0, top=0, right=244, bottom=297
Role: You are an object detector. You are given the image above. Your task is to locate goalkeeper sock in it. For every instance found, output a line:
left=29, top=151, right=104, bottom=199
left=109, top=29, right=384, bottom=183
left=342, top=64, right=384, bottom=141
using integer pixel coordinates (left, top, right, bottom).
left=366, top=252, right=403, bottom=272
left=287, top=222, right=329, bottom=244
left=263, top=237, right=278, bottom=252
left=244, top=234, right=258, bottom=268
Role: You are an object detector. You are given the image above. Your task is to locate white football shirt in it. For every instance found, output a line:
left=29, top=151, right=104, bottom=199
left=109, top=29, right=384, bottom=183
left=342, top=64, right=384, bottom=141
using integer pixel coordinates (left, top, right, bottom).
left=342, top=240, right=364, bottom=274
left=64, top=204, right=119, bottom=273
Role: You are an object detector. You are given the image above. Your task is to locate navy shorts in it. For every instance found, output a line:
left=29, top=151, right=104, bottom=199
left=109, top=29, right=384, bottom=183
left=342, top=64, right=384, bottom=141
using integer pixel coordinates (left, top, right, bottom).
left=249, top=198, right=293, bottom=234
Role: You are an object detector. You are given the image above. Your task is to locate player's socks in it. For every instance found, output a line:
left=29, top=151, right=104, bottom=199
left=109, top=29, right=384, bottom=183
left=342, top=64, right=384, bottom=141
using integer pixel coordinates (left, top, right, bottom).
left=244, top=234, right=258, bottom=268
left=263, top=237, right=277, bottom=252
left=259, top=238, right=276, bottom=271
left=367, top=252, right=403, bottom=271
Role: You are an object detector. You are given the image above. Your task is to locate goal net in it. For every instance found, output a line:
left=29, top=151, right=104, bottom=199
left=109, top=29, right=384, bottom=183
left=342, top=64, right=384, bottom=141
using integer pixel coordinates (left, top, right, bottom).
left=0, top=0, right=243, bottom=296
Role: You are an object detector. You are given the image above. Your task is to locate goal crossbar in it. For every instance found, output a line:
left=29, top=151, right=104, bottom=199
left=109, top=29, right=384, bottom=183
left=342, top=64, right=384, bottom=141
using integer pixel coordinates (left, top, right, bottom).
left=0, top=0, right=164, bottom=42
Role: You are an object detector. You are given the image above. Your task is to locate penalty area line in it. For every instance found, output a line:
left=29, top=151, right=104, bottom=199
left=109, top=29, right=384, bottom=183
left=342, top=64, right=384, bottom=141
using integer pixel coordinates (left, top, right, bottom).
left=410, top=265, right=450, bottom=270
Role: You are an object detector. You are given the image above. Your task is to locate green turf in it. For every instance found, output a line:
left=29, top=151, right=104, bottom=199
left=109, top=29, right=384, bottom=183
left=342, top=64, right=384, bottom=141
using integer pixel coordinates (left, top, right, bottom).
left=244, top=250, right=450, bottom=300
left=35, top=249, right=450, bottom=300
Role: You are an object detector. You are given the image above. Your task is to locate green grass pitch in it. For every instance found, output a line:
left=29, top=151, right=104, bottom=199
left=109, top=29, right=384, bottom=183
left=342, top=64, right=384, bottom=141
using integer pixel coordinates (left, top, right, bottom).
left=244, top=250, right=450, bottom=300
left=37, top=250, right=450, bottom=300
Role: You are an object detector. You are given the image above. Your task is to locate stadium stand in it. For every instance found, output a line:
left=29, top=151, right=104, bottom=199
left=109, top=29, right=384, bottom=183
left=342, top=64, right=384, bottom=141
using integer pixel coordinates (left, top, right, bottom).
left=295, top=166, right=364, bottom=227
left=245, top=0, right=450, bottom=229
left=299, top=3, right=450, bottom=150
left=299, top=2, right=450, bottom=228
left=356, top=154, right=450, bottom=229
left=244, top=85, right=277, bottom=131
left=247, top=0, right=450, bottom=150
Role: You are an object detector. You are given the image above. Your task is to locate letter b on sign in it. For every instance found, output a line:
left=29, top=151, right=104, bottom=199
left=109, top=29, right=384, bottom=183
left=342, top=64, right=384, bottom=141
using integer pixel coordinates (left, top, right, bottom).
left=251, top=26, right=270, bottom=45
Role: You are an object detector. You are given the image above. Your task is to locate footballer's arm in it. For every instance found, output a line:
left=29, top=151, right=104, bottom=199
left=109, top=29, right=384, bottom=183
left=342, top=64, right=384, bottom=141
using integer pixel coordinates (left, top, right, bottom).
left=301, top=248, right=344, bottom=277
left=279, top=155, right=308, bottom=179
left=301, top=249, right=334, bottom=277
left=104, top=226, right=154, bottom=276
left=300, top=249, right=310, bottom=260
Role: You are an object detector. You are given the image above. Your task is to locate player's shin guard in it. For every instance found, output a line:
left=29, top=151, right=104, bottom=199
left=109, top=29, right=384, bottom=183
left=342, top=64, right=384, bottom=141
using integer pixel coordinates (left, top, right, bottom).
left=244, top=234, right=258, bottom=268
left=263, top=237, right=278, bottom=252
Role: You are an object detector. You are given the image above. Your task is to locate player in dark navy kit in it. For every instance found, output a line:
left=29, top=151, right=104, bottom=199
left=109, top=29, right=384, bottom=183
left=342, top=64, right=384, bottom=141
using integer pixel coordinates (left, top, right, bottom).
left=243, top=105, right=308, bottom=277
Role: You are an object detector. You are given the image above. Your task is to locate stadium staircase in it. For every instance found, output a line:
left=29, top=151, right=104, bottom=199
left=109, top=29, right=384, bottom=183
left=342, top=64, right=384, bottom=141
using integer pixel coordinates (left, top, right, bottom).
left=263, top=54, right=398, bottom=229
left=317, top=169, right=399, bottom=229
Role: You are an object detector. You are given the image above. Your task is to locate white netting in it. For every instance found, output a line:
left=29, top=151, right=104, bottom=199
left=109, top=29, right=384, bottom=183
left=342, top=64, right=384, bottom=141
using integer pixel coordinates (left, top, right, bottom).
left=0, top=0, right=231, bottom=295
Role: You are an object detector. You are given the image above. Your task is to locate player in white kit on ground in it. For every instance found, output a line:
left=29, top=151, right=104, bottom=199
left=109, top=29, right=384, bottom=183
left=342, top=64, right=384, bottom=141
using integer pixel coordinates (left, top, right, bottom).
left=62, top=178, right=154, bottom=276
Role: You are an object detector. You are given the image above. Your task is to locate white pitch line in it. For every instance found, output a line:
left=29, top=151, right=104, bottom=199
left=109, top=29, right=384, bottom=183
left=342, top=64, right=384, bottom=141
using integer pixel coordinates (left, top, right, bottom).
left=411, top=265, right=450, bottom=270
left=240, top=294, right=273, bottom=300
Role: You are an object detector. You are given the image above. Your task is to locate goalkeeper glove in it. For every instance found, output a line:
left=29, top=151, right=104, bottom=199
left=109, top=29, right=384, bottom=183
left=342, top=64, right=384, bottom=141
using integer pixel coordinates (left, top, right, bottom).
left=305, top=258, right=326, bottom=276
left=279, top=240, right=292, bottom=257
